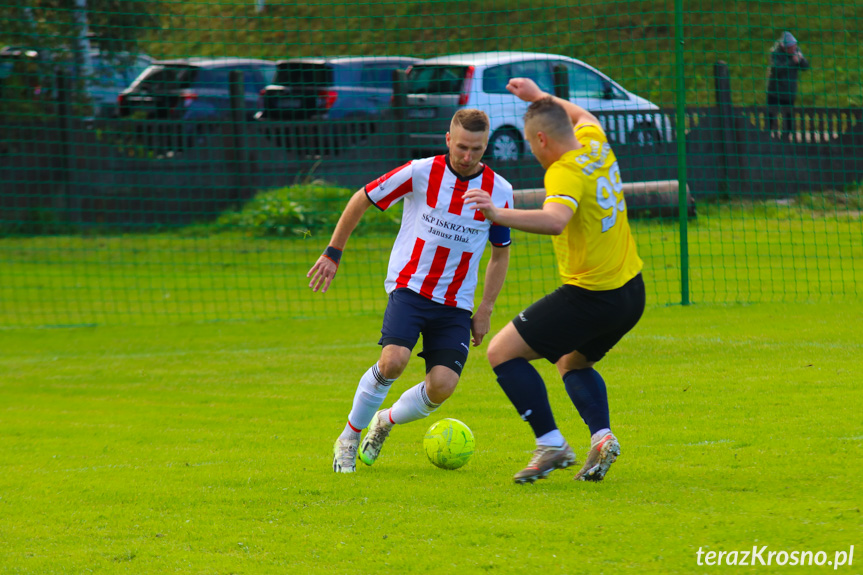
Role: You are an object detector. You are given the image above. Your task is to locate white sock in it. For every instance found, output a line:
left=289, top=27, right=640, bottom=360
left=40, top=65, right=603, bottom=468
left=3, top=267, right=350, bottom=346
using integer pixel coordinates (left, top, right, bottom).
left=340, top=423, right=360, bottom=442
left=389, top=382, right=440, bottom=425
left=339, top=363, right=395, bottom=440
left=591, top=428, right=612, bottom=446
left=536, top=429, right=566, bottom=448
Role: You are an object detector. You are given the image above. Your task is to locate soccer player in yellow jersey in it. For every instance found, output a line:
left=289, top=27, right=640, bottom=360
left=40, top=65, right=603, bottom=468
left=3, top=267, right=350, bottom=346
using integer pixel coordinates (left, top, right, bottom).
left=465, top=78, right=645, bottom=484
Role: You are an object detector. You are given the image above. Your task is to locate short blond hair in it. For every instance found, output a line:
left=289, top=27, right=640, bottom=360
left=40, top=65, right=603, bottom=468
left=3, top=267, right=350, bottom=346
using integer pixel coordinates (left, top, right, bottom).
left=451, top=109, right=490, bottom=133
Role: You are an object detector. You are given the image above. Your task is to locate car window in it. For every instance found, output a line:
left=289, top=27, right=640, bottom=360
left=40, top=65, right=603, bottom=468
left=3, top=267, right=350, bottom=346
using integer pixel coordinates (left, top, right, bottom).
left=509, top=60, right=553, bottom=93
left=182, top=66, right=257, bottom=91
left=607, top=82, right=627, bottom=100
left=258, top=64, right=276, bottom=84
left=234, top=67, right=265, bottom=92
left=91, top=56, right=124, bottom=87
left=82, top=54, right=148, bottom=87
left=406, top=65, right=469, bottom=95
left=273, top=63, right=334, bottom=87
left=131, top=56, right=152, bottom=81
left=136, top=65, right=195, bottom=92
left=194, top=67, right=232, bottom=89
left=565, top=63, right=626, bottom=100
left=361, top=65, right=396, bottom=89
left=242, top=69, right=261, bottom=92
left=482, top=64, right=511, bottom=94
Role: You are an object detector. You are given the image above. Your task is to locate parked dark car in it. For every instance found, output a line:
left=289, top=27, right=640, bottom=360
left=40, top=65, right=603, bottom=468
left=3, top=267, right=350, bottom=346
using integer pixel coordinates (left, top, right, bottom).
left=118, top=58, right=276, bottom=122
left=255, top=56, right=420, bottom=121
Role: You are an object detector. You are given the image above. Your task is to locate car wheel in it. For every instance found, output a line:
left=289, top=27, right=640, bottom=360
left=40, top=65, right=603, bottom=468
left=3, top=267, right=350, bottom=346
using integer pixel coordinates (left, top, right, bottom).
left=628, top=122, right=661, bottom=146
left=488, top=128, right=522, bottom=162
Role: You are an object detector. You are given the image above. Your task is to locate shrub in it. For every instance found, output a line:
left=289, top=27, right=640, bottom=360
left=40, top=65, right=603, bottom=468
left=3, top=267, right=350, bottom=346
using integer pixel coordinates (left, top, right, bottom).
left=213, top=183, right=400, bottom=237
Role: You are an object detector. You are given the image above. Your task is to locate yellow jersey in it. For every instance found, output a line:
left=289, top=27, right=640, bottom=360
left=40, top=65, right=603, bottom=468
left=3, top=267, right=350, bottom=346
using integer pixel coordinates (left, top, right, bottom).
left=543, top=124, right=643, bottom=290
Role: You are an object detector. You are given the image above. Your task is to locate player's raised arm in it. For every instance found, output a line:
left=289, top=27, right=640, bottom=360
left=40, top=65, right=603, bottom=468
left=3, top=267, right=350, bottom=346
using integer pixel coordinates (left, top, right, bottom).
left=506, top=77, right=603, bottom=132
left=464, top=189, right=574, bottom=236
left=307, top=189, right=373, bottom=293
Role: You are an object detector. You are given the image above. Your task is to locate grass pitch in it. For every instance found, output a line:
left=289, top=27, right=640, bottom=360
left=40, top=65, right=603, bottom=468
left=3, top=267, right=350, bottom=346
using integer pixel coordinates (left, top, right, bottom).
left=2, top=301, right=861, bottom=574
left=2, top=195, right=861, bottom=327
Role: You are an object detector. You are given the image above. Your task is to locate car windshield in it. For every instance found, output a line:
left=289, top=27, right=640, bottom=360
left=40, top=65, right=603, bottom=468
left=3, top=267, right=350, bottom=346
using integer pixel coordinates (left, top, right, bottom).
left=406, top=65, right=469, bottom=94
left=136, top=65, right=195, bottom=92
left=259, top=64, right=277, bottom=84
left=361, top=66, right=398, bottom=89
left=193, top=68, right=234, bottom=88
left=273, top=63, right=334, bottom=87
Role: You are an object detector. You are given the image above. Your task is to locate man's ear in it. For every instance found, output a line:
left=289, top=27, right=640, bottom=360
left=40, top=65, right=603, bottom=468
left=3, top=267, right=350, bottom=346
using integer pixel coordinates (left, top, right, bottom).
left=445, top=132, right=451, bottom=147
left=536, top=131, right=548, bottom=148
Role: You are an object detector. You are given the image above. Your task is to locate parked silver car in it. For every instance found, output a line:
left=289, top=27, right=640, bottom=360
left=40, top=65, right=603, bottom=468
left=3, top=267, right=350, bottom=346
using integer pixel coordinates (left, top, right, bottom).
left=404, top=51, right=671, bottom=161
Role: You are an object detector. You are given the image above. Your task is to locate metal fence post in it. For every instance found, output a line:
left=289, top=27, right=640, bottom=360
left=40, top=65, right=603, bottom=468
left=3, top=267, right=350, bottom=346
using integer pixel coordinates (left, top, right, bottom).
left=55, top=70, right=72, bottom=223
left=714, top=60, right=738, bottom=194
left=674, top=0, right=690, bottom=305
left=552, top=65, right=569, bottom=100
left=229, top=70, right=249, bottom=207
left=391, top=68, right=408, bottom=163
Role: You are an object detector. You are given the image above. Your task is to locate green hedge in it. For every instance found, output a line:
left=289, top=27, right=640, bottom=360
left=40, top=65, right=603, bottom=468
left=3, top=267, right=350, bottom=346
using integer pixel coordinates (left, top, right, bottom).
left=212, top=183, right=400, bottom=238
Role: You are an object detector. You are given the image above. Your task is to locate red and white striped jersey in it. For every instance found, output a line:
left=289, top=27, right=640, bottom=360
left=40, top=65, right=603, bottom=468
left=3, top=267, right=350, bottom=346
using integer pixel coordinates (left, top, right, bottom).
left=364, top=155, right=513, bottom=312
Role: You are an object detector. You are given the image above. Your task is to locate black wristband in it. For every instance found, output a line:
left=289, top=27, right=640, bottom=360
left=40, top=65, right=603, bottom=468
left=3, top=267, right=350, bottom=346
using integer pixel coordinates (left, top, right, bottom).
left=323, top=245, right=342, bottom=265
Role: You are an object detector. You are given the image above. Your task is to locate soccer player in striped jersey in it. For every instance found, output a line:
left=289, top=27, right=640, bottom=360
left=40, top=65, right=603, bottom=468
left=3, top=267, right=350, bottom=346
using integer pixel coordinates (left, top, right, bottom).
left=465, top=78, right=645, bottom=484
left=307, top=109, right=514, bottom=473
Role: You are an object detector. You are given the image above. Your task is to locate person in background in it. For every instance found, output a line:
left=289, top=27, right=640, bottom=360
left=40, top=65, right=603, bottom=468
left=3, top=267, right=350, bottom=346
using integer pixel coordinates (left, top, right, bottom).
left=767, top=31, right=810, bottom=134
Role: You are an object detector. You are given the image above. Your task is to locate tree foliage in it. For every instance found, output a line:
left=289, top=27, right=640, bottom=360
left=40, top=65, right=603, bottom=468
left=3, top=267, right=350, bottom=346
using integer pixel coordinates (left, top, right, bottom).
left=0, top=1, right=159, bottom=56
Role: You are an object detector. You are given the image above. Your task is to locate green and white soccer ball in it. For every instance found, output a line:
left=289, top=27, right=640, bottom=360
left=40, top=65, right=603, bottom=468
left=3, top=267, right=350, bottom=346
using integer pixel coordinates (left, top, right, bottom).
left=423, top=418, right=475, bottom=470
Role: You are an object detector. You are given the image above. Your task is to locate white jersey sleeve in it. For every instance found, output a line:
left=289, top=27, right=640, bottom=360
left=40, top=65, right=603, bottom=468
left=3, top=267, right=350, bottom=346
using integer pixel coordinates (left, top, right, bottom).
left=365, top=162, right=413, bottom=210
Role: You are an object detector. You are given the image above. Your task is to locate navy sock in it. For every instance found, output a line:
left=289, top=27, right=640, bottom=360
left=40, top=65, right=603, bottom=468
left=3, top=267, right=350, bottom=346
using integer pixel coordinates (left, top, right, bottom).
left=563, top=368, right=610, bottom=435
left=493, top=358, right=558, bottom=438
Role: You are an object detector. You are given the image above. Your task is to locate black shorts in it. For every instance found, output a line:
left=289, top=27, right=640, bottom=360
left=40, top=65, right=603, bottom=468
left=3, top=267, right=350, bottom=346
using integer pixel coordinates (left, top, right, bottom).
left=513, top=273, right=645, bottom=364
left=379, top=288, right=471, bottom=375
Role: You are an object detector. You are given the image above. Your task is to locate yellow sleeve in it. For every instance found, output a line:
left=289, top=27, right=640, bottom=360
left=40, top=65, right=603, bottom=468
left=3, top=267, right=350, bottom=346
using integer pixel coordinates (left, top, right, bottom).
left=543, top=162, right=582, bottom=212
left=574, top=123, right=607, bottom=146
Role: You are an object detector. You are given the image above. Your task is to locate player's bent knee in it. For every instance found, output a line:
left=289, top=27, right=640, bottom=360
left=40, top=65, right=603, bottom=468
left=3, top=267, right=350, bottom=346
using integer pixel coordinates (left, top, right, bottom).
left=378, top=345, right=412, bottom=379
left=426, top=367, right=460, bottom=404
left=378, top=362, right=406, bottom=380
left=486, top=333, right=514, bottom=368
left=556, top=352, right=595, bottom=375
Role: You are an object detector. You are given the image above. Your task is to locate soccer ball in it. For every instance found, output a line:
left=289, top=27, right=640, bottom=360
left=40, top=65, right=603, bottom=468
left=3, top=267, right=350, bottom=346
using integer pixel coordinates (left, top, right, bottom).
left=423, top=418, right=475, bottom=470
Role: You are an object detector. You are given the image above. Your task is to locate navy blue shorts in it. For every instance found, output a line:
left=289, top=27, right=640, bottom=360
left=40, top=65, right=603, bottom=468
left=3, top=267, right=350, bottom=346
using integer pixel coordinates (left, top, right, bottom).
left=513, top=273, right=645, bottom=364
left=379, top=288, right=471, bottom=375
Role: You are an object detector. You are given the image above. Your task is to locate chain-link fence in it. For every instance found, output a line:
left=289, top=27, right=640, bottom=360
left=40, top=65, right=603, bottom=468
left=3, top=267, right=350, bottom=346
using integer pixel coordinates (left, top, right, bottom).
left=1, top=1, right=861, bottom=326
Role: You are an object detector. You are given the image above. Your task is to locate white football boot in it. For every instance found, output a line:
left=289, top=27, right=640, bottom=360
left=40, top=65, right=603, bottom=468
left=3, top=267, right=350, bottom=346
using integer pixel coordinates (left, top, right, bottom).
left=333, top=437, right=359, bottom=473
left=358, top=410, right=393, bottom=466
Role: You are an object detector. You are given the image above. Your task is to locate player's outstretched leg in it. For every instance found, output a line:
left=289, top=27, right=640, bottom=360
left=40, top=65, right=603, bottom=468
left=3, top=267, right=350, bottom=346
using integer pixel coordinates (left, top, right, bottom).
left=513, top=442, right=577, bottom=484
left=359, top=380, right=442, bottom=465
left=493, top=357, right=576, bottom=483
left=574, top=432, right=620, bottom=482
left=333, top=437, right=359, bottom=473
left=332, top=360, right=399, bottom=473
